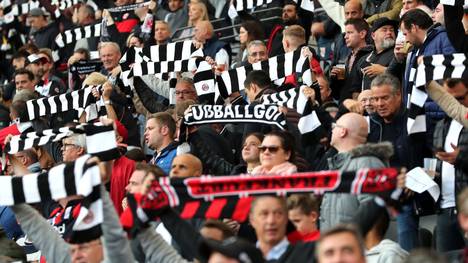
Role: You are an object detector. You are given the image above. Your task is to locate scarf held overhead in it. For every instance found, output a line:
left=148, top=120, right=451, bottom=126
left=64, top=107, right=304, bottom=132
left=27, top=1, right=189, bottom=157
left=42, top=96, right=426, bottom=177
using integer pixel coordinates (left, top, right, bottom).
left=407, top=53, right=467, bottom=134
left=0, top=154, right=103, bottom=243
left=122, top=168, right=398, bottom=224
left=183, top=104, right=287, bottom=130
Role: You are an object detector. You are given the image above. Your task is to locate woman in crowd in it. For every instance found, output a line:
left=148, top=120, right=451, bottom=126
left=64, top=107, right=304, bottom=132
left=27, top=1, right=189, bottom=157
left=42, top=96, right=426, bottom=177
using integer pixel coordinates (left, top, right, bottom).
left=252, top=130, right=298, bottom=175
left=176, top=2, right=209, bottom=40
left=232, top=20, right=265, bottom=68
left=231, top=132, right=264, bottom=174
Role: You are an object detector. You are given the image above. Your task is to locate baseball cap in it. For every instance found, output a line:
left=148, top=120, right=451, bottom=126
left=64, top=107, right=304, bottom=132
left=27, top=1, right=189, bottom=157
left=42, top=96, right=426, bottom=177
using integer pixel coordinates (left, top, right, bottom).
left=29, top=8, right=46, bottom=17
left=199, top=237, right=265, bottom=263
left=371, top=17, right=399, bottom=33
left=26, top=54, right=48, bottom=65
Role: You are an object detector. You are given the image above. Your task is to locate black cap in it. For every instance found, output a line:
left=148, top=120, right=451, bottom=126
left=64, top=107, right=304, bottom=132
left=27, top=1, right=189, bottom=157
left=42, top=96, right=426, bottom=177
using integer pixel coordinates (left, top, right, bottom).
left=371, top=17, right=399, bottom=33
left=199, top=237, right=265, bottom=263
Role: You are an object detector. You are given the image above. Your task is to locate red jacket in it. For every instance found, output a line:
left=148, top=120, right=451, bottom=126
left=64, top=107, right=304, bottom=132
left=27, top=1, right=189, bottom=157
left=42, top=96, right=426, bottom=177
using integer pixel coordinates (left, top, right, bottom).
left=110, top=156, right=136, bottom=215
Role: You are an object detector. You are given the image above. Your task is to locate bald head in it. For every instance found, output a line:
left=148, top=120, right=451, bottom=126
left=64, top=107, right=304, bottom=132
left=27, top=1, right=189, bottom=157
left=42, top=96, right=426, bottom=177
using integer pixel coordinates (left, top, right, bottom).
left=344, top=0, right=364, bottom=20
left=331, top=113, right=368, bottom=152
left=194, top=21, right=213, bottom=43
left=169, top=153, right=202, bottom=178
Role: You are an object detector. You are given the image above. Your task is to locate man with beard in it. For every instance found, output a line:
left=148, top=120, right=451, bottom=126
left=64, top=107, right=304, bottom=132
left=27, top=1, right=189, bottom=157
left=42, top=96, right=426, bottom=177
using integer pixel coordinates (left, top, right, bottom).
left=353, top=18, right=398, bottom=91
left=266, top=1, right=300, bottom=57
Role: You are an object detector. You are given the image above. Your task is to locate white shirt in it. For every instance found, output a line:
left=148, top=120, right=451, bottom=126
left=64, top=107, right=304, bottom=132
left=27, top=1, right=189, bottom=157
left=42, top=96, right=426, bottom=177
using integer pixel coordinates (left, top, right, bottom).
left=440, top=119, right=463, bottom=208
left=257, top=237, right=289, bottom=261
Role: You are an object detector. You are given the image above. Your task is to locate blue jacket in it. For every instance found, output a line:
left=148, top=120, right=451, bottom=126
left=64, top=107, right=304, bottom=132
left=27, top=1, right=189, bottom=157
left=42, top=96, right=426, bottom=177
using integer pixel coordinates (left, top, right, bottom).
left=403, top=25, right=456, bottom=146
left=152, top=142, right=178, bottom=175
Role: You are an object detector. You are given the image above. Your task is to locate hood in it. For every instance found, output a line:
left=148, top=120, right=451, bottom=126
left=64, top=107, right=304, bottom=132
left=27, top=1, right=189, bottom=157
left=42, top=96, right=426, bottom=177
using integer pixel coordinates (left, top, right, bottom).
left=425, top=24, right=446, bottom=43
left=348, top=141, right=394, bottom=161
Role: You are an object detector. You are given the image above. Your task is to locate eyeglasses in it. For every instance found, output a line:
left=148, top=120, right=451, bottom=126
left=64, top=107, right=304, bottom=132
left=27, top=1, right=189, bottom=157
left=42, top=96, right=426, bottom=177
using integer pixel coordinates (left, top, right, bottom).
left=258, top=145, right=281, bottom=153
left=331, top=123, right=346, bottom=130
left=454, top=91, right=468, bottom=101
left=249, top=51, right=266, bottom=57
left=175, top=90, right=194, bottom=96
left=62, top=143, right=78, bottom=150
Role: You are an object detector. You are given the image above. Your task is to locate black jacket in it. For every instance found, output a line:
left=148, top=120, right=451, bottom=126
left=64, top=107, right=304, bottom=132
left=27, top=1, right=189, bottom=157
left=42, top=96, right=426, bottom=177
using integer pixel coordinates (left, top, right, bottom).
left=339, top=45, right=373, bottom=102
left=444, top=3, right=468, bottom=53
left=30, top=23, right=59, bottom=49
left=367, top=109, right=430, bottom=169
left=353, top=46, right=395, bottom=90
left=433, top=117, right=468, bottom=203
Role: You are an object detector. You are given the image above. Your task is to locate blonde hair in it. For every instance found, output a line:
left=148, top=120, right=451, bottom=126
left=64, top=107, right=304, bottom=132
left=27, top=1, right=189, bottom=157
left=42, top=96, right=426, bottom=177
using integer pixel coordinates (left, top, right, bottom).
left=83, top=72, right=107, bottom=86
left=283, top=25, right=306, bottom=45
left=188, top=2, right=209, bottom=26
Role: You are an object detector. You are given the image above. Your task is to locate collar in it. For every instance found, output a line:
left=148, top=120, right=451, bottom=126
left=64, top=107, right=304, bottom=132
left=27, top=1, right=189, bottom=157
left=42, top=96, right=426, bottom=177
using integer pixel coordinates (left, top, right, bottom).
left=17, top=121, right=32, bottom=133
left=257, top=237, right=289, bottom=261
left=27, top=162, right=42, bottom=173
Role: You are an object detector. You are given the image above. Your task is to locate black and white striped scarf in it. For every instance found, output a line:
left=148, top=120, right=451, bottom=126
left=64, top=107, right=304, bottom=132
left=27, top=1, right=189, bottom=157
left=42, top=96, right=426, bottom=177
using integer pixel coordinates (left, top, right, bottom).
left=408, top=53, right=467, bottom=134
left=5, top=123, right=120, bottom=161
left=107, top=1, right=151, bottom=13
left=51, top=0, right=82, bottom=10
left=183, top=104, right=287, bottom=130
left=231, top=0, right=273, bottom=11
left=55, top=23, right=101, bottom=49
left=213, top=49, right=313, bottom=99
left=0, top=154, right=103, bottom=243
left=262, top=85, right=321, bottom=135
left=24, top=85, right=100, bottom=122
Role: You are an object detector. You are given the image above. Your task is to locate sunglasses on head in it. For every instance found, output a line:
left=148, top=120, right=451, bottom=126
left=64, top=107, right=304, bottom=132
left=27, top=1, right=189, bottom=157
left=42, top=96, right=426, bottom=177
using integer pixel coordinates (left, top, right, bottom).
left=258, top=145, right=281, bottom=153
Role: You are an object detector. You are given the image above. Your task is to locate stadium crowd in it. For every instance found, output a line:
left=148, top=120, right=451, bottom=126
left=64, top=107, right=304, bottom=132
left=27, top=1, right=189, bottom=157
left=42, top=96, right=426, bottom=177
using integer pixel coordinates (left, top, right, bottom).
left=0, top=0, right=467, bottom=262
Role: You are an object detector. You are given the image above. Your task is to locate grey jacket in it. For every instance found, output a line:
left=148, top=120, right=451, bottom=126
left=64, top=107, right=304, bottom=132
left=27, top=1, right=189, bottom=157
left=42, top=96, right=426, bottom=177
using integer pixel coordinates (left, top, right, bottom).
left=137, top=227, right=191, bottom=263
left=320, top=142, right=394, bottom=231
left=366, top=239, right=408, bottom=263
left=10, top=186, right=135, bottom=263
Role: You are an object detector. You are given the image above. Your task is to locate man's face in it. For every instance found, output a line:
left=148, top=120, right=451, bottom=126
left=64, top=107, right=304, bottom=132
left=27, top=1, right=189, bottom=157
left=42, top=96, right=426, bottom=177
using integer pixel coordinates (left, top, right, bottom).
left=249, top=196, right=288, bottom=247
left=282, top=4, right=297, bottom=24
left=288, top=208, right=316, bottom=235
left=28, top=16, right=46, bottom=30
left=15, top=74, right=35, bottom=91
left=61, top=138, right=85, bottom=162
left=247, top=44, right=268, bottom=64
left=175, top=81, right=197, bottom=103
left=144, top=118, right=164, bottom=150
left=371, top=84, right=401, bottom=121
left=445, top=81, right=468, bottom=107
left=128, top=36, right=143, bottom=48
left=12, top=57, right=25, bottom=70
left=125, top=170, right=147, bottom=194
left=37, top=54, right=51, bottom=76
left=169, top=155, right=200, bottom=178
left=372, top=25, right=396, bottom=51
left=358, top=89, right=375, bottom=114
left=317, top=232, right=365, bottom=263
left=26, top=60, right=45, bottom=79
left=77, top=6, right=90, bottom=25
left=402, top=0, right=419, bottom=11
left=99, top=45, right=120, bottom=71
left=318, top=76, right=331, bottom=102
left=244, top=85, right=257, bottom=103
left=400, top=24, right=421, bottom=46
left=193, top=24, right=207, bottom=43
left=344, top=1, right=363, bottom=20
left=168, top=0, right=184, bottom=12
left=344, top=25, right=364, bottom=49
left=70, top=239, right=103, bottom=263
left=432, top=4, right=444, bottom=25
left=154, top=23, right=171, bottom=43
